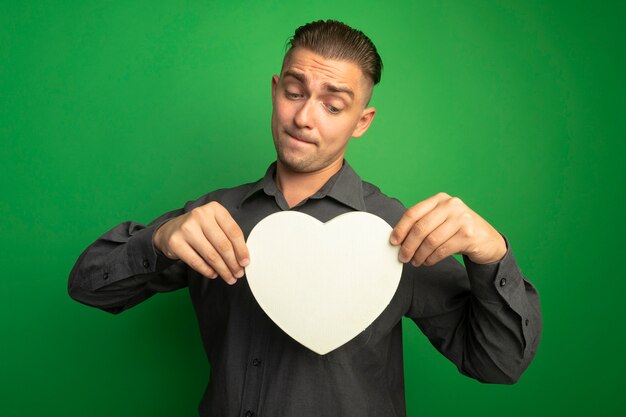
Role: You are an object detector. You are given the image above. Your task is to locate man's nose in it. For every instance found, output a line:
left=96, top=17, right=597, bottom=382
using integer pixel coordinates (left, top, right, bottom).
left=293, top=99, right=314, bottom=129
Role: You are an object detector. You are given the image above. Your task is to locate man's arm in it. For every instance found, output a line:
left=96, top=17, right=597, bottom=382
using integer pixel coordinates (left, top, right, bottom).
left=406, top=239, right=541, bottom=383
left=392, top=192, right=542, bottom=383
left=68, top=208, right=187, bottom=314
left=68, top=201, right=250, bottom=314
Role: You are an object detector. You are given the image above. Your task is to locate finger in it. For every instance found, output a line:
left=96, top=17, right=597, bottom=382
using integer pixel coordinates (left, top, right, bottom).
left=186, top=229, right=238, bottom=284
left=411, top=218, right=462, bottom=267
left=422, top=234, right=466, bottom=266
left=176, top=240, right=217, bottom=279
left=200, top=218, right=244, bottom=280
left=398, top=205, right=449, bottom=263
left=390, top=192, right=450, bottom=245
left=214, top=207, right=250, bottom=267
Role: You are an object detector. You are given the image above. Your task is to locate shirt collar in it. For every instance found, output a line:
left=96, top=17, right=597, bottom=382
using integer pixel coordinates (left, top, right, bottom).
left=238, top=160, right=366, bottom=211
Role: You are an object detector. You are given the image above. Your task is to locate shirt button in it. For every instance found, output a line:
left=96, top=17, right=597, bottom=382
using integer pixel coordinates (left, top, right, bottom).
left=245, top=411, right=255, bottom=417
left=142, top=259, right=150, bottom=268
left=252, top=358, right=261, bottom=367
left=103, top=272, right=109, bottom=280
left=499, top=277, right=507, bottom=287
left=525, top=318, right=530, bottom=326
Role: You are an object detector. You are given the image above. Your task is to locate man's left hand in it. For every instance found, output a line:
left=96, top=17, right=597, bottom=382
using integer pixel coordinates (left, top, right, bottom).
left=389, top=192, right=507, bottom=266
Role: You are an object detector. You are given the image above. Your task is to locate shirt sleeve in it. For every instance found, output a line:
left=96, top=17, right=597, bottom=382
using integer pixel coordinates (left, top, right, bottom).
left=68, top=208, right=189, bottom=315
left=405, top=235, right=542, bottom=384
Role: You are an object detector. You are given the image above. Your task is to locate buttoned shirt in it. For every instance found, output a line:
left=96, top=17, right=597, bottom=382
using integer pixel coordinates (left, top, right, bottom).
left=69, top=160, right=542, bottom=417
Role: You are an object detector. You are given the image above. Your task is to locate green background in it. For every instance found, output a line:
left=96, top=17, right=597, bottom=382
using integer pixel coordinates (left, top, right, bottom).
left=2, top=0, right=624, bottom=415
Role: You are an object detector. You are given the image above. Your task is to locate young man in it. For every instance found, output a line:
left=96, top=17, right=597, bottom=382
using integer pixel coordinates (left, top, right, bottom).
left=69, top=20, right=542, bottom=417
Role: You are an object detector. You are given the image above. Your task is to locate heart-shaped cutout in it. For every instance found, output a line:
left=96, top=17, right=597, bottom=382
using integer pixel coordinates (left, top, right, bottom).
left=246, top=211, right=402, bottom=355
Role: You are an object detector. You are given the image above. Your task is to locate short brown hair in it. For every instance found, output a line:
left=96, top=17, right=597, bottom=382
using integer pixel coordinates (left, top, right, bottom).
left=284, top=19, right=383, bottom=86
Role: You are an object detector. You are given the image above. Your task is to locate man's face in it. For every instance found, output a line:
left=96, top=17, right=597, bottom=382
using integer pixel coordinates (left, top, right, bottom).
left=271, top=47, right=376, bottom=173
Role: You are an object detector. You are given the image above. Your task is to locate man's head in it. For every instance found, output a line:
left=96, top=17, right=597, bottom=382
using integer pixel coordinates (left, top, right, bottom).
left=284, top=20, right=383, bottom=104
left=271, top=20, right=383, bottom=174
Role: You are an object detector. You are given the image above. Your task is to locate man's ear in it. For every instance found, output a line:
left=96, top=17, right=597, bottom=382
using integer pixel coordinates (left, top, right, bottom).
left=352, top=107, right=377, bottom=138
left=271, top=75, right=279, bottom=103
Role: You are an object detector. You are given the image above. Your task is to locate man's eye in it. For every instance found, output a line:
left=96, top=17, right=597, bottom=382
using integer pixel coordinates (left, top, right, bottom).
left=326, top=104, right=341, bottom=114
left=286, top=92, right=302, bottom=99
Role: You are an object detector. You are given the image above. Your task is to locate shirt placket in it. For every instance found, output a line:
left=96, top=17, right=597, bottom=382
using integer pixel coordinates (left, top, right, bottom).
left=239, top=303, right=271, bottom=417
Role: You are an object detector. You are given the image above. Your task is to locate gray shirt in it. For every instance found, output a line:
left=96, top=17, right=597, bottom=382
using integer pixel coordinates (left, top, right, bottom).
left=68, top=160, right=542, bottom=417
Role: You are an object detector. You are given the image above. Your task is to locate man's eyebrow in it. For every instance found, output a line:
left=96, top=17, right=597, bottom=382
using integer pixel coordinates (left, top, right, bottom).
left=283, top=70, right=355, bottom=99
left=323, top=83, right=354, bottom=99
left=284, top=70, right=306, bottom=84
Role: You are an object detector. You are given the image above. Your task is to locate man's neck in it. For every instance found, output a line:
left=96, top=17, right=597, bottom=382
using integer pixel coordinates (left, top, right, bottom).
left=275, top=158, right=344, bottom=208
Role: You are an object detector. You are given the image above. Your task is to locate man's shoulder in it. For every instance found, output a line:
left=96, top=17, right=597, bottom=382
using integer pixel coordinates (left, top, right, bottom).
left=361, top=180, right=407, bottom=227
left=182, top=180, right=260, bottom=212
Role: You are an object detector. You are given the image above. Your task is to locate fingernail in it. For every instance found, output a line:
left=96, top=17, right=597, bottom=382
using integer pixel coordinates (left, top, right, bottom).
left=235, top=270, right=244, bottom=279
left=398, top=255, right=408, bottom=263
left=229, top=277, right=237, bottom=285
left=240, top=258, right=250, bottom=267
left=390, top=237, right=398, bottom=245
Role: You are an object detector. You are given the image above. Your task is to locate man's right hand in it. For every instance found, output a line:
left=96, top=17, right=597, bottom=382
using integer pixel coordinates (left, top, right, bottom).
left=152, top=202, right=249, bottom=285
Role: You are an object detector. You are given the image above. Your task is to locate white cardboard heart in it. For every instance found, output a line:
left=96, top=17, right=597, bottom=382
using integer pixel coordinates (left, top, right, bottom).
left=245, top=211, right=402, bottom=355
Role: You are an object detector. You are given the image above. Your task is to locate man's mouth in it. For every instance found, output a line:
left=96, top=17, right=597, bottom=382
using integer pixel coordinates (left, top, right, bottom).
left=286, top=132, right=315, bottom=145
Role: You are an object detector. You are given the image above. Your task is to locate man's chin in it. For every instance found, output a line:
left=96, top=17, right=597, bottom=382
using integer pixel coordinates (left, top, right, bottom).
left=278, top=159, right=313, bottom=173
left=276, top=153, right=318, bottom=173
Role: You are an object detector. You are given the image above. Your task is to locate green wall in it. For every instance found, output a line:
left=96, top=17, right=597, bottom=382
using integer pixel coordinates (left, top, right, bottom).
left=2, top=1, right=624, bottom=415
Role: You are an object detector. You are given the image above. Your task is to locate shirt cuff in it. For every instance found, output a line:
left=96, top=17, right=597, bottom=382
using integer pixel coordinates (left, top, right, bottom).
left=127, top=220, right=178, bottom=276
left=90, top=220, right=178, bottom=290
left=463, top=234, right=522, bottom=302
